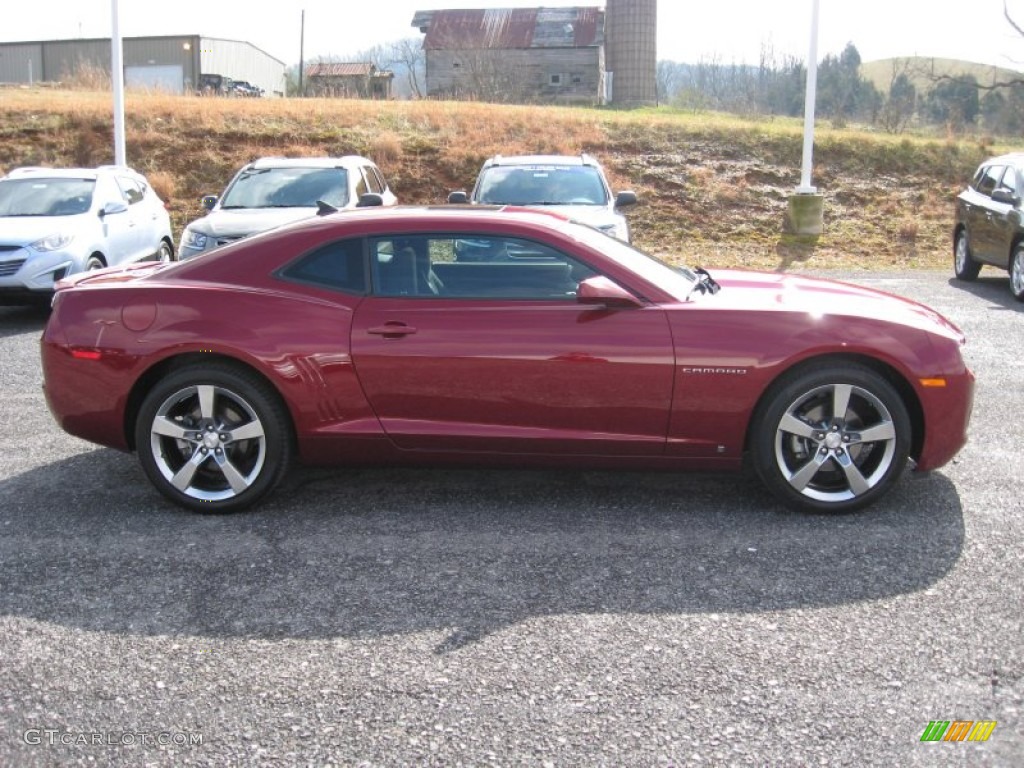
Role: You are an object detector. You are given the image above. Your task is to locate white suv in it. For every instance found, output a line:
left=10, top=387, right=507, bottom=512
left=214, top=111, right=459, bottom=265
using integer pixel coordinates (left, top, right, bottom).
left=0, top=165, right=173, bottom=303
left=178, top=156, right=397, bottom=259
left=448, top=154, right=637, bottom=242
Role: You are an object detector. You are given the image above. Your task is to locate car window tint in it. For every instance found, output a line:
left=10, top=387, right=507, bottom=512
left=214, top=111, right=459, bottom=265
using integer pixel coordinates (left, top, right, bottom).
left=363, top=166, right=384, bottom=194
left=370, top=234, right=597, bottom=299
left=476, top=166, right=608, bottom=206
left=278, top=239, right=366, bottom=293
left=0, top=178, right=95, bottom=216
left=997, top=166, right=1018, bottom=196
left=221, top=167, right=350, bottom=208
left=116, top=176, right=145, bottom=205
left=977, top=166, right=1004, bottom=196
left=355, top=171, right=369, bottom=198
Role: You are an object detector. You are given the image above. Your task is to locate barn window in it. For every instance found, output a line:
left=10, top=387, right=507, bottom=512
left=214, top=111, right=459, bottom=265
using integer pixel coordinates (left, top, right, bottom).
left=453, top=60, right=461, bottom=69
left=549, top=73, right=562, bottom=86
left=571, top=73, right=583, bottom=85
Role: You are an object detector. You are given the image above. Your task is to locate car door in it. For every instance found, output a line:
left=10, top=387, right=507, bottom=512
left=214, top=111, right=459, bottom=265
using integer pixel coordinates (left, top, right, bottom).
left=111, top=174, right=148, bottom=263
left=94, top=175, right=136, bottom=264
left=349, top=233, right=676, bottom=456
left=966, top=164, right=1004, bottom=266
left=988, top=164, right=1022, bottom=268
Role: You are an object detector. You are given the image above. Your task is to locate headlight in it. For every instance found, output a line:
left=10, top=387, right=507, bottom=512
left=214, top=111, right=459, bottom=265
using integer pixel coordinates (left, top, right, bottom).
left=31, top=233, right=74, bottom=252
left=182, top=229, right=208, bottom=249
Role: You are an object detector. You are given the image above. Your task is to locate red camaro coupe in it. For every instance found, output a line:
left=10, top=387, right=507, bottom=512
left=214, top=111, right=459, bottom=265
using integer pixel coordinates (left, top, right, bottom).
left=41, top=206, right=974, bottom=514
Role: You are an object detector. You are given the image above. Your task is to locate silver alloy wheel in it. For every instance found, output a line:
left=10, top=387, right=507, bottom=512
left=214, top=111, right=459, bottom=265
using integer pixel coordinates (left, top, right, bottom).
left=148, top=383, right=267, bottom=502
left=773, top=382, right=898, bottom=503
left=1012, top=248, right=1024, bottom=298
left=955, top=233, right=968, bottom=273
left=157, top=241, right=173, bottom=263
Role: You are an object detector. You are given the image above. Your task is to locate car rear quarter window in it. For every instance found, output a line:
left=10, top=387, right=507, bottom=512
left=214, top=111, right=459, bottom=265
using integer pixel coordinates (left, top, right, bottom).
left=278, top=239, right=366, bottom=294
left=976, top=165, right=1005, bottom=197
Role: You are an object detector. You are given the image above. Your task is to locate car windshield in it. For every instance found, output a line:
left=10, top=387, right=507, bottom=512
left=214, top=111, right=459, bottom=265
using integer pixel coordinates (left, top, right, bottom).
left=562, top=221, right=701, bottom=301
left=0, top=178, right=95, bottom=217
left=219, top=167, right=349, bottom=209
left=476, top=166, right=609, bottom=206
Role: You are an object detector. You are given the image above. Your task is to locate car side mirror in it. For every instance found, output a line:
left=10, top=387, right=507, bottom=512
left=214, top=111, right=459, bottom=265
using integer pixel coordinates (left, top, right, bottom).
left=357, top=192, right=384, bottom=208
left=201, top=195, right=218, bottom=210
left=448, top=190, right=469, bottom=204
left=100, top=200, right=129, bottom=217
left=576, top=275, right=643, bottom=307
left=615, top=190, right=638, bottom=208
left=991, top=188, right=1019, bottom=205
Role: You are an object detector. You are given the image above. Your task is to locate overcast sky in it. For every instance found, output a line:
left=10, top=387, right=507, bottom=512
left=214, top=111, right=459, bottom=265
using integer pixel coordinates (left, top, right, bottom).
left=2, top=1, right=1023, bottom=71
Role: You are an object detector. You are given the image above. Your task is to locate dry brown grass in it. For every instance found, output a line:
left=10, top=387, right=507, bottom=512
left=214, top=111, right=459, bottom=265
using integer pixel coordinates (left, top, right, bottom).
left=0, top=89, right=1003, bottom=271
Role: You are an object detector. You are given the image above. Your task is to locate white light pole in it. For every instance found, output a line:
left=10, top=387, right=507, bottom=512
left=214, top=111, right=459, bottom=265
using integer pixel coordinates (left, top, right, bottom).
left=797, top=0, right=820, bottom=194
left=111, top=0, right=127, bottom=166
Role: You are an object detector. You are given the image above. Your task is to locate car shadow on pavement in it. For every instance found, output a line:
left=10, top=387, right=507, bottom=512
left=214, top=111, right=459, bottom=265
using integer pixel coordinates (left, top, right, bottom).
left=0, top=304, right=50, bottom=337
left=0, top=450, right=964, bottom=652
left=947, top=275, right=1020, bottom=310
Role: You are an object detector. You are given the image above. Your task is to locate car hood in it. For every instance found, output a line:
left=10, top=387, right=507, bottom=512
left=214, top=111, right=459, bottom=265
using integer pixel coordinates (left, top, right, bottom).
left=0, top=215, right=89, bottom=245
left=187, top=207, right=321, bottom=237
left=523, top=204, right=622, bottom=230
left=700, top=269, right=964, bottom=340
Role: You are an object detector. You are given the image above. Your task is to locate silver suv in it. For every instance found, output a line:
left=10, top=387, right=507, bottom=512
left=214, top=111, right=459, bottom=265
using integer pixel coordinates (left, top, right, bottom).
left=448, top=154, right=637, bottom=242
left=178, top=156, right=397, bottom=259
left=0, top=165, right=173, bottom=303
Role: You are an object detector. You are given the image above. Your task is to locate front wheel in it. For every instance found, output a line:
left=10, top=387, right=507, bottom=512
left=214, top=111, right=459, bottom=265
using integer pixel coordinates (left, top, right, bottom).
left=156, top=240, right=174, bottom=263
left=751, top=364, right=911, bottom=513
left=134, top=364, right=293, bottom=513
left=953, top=229, right=981, bottom=281
left=1010, top=243, right=1024, bottom=301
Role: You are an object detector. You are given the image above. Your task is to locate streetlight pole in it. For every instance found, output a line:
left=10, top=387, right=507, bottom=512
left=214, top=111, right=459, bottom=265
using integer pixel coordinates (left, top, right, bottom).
left=110, top=0, right=126, bottom=166
left=786, top=0, right=824, bottom=235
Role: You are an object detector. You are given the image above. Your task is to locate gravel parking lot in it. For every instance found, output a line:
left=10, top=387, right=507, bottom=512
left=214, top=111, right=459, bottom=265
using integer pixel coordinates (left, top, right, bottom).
left=0, top=270, right=1021, bottom=766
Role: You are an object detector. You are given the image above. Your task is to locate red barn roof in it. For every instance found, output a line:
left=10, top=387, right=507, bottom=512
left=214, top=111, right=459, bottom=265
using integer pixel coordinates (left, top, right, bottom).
left=413, top=7, right=602, bottom=51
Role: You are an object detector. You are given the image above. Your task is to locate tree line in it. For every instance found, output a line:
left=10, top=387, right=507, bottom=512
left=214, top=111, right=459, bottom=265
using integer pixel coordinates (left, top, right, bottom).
left=657, top=42, right=1024, bottom=136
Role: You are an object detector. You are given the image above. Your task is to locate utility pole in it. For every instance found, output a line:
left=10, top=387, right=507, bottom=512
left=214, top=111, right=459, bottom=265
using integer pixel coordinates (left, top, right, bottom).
left=786, top=0, right=824, bottom=235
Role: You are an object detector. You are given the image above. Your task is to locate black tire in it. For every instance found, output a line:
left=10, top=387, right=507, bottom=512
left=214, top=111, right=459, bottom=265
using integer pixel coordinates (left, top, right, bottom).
left=85, top=255, right=106, bottom=271
left=1010, top=243, right=1024, bottom=302
left=953, top=229, right=981, bottom=281
left=134, top=363, right=293, bottom=513
left=156, top=239, right=174, bottom=263
left=750, top=363, right=911, bottom=513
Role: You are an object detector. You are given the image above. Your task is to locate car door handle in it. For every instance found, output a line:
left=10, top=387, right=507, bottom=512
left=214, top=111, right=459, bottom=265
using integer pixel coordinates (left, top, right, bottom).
left=367, top=323, right=417, bottom=338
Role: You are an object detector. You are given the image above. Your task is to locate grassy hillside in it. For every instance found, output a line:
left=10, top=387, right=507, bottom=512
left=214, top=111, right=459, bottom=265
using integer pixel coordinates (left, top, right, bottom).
left=0, top=88, right=1007, bottom=272
left=861, top=57, right=1023, bottom=94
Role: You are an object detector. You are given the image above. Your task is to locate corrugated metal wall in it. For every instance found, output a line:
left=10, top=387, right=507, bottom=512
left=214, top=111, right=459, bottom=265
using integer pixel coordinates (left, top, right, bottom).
left=0, top=43, right=44, bottom=84
left=0, top=35, right=283, bottom=96
left=201, top=38, right=286, bottom=97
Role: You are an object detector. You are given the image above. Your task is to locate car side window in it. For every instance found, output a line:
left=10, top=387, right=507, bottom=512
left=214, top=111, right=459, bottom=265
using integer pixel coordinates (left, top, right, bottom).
left=976, top=165, right=1004, bottom=197
left=997, top=166, right=1018, bottom=197
left=370, top=234, right=598, bottom=299
left=277, top=239, right=366, bottom=294
left=355, top=172, right=369, bottom=198
left=362, top=166, right=384, bottom=195
left=116, top=176, right=145, bottom=205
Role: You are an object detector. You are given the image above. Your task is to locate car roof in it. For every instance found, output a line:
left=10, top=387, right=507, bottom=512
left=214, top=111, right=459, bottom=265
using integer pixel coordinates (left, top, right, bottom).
left=3, top=165, right=144, bottom=181
left=981, top=152, right=1024, bottom=166
left=245, top=156, right=378, bottom=171
left=481, top=154, right=600, bottom=169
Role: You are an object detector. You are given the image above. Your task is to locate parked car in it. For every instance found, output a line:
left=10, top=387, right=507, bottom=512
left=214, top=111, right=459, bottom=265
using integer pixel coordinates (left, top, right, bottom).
left=42, top=205, right=973, bottom=515
left=0, top=165, right=173, bottom=304
left=448, top=154, right=637, bottom=242
left=953, top=152, right=1024, bottom=300
left=177, top=156, right=397, bottom=259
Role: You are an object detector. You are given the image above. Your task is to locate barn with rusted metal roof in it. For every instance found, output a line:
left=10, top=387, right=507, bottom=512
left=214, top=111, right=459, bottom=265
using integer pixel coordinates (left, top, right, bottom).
left=304, top=62, right=394, bottom=99
left=411, top=7, right=605, bottom=103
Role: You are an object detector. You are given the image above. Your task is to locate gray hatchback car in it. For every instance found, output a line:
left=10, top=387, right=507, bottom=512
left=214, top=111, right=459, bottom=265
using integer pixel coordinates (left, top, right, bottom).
left=953, top=152, right=1024, bottom=300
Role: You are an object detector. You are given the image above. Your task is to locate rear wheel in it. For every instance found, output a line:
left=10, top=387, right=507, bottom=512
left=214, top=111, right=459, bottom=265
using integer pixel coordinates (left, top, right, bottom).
left=1011, top=243, right=1024, bottom=301
left=953, top=229, right=981, bottom=281
left=751, top=364, right=911, bottom=512
left=85, top=255, right=106, bottom=271
left=134, top=364, right=293, bottom=513
left=156, top=240, right=174, bottom=263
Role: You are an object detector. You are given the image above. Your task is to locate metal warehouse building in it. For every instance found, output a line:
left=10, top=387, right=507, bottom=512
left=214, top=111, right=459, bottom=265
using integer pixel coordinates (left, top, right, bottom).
left=0, top=35, right=286, bottom=96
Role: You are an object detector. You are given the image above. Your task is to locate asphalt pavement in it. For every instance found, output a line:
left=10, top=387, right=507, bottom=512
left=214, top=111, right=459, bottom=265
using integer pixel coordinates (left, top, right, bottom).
left=0, top=270, right=1020, bottom=766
